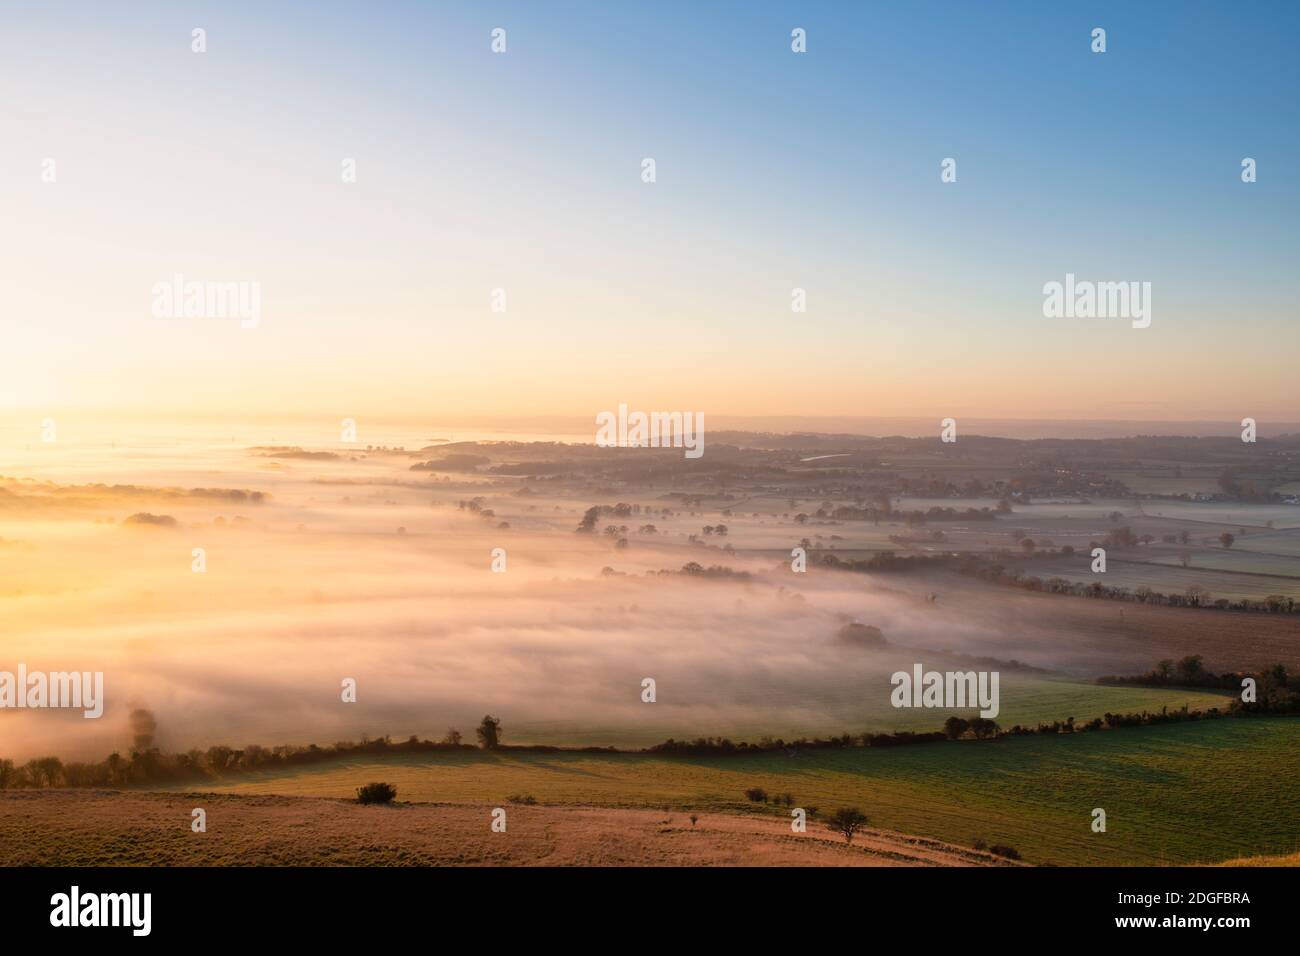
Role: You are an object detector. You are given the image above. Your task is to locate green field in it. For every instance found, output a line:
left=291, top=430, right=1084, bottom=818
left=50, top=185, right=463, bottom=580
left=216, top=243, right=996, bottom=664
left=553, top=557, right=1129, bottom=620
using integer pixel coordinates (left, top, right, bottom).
left=429, top=680, right=1236, bottom=750
left=164, top=717, right=1300, bottom=866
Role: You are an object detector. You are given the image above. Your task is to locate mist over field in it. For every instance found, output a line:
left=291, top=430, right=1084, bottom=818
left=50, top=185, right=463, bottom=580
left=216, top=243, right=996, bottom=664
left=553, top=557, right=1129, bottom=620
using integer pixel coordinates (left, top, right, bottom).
left=3, top=1, right=1298, bottom=884
left=0, top=481, right=972, bottom=759
left=0, top=424, right=1182, bottom=761
left=5, top=419, right=1299, bottom=766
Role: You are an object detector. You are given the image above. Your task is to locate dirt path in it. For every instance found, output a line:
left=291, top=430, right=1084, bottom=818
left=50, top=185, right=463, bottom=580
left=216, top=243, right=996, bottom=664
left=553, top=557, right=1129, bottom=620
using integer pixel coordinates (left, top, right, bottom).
left=0, top=790, right=1011, bottom=867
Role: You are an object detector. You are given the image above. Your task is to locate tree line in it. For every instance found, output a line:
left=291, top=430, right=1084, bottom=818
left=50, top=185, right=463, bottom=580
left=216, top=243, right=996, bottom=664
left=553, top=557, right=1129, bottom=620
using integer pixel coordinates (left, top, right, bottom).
left=5, top=673, right=1295, bottom=791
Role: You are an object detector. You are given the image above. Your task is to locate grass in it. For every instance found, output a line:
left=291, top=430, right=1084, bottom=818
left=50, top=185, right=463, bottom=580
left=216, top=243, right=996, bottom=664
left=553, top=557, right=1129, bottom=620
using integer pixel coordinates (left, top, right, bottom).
left=160, top=716, right=1300, bottom=866
left=1219, top=850, right=1300, bottom=867
left=483, top=679, right=1235, bottom=749
left=0, top=791, right=999, bottom=866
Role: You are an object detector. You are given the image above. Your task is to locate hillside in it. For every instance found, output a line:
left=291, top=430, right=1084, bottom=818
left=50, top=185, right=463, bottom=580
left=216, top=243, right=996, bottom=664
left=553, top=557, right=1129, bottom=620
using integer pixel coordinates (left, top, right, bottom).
left=0, top=790, right=1006, bottom=867
left=142, top=717, right=1300, bottom=866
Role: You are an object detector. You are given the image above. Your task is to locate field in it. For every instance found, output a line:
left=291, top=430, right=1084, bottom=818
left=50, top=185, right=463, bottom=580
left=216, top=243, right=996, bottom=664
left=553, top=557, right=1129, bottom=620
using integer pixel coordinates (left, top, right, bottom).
left=5, top=429, right=1299, bottom=869
left=875, top=569, right=1300, bottom=675
left=436, top=679, right=1235, bottom=750
left=1026, top=555, right=1298, bottom=602
left=0, top=790, right=1006, bottom=867
left=151, top=717, right=1300, bottom=866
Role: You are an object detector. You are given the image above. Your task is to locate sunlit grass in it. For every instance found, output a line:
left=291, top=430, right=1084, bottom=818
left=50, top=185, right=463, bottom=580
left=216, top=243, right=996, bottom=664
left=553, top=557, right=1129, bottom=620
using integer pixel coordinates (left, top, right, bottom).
left=165, top=717, right=1300, bottom=866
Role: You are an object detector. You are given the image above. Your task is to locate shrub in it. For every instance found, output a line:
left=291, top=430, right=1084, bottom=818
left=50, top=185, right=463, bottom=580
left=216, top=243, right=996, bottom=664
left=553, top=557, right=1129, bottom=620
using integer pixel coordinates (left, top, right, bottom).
left=744, top=787, right=769, bottom=803
left=827, top=807, right=869, bottom=844
left=835, top=622, right=887, bottom=647
left=507, top=793, right=538, bottom=805
left=989, top=844, right=1021, bottom=860
left=356, top=782, right=397, bottom=804
left=123, top=512, right=178, bottom=528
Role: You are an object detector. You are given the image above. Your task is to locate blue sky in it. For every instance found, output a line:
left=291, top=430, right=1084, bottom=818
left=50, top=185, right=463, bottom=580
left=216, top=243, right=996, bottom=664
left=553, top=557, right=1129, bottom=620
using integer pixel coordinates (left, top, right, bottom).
left=2, top=1, right=1296, bottom=420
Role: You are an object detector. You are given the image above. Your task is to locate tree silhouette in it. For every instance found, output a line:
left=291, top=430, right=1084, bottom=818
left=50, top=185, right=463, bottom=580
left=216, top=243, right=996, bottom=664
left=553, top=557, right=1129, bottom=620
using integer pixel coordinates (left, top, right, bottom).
left=476, top=715, right=502, bottom=750
left=827, top=807, right=869, bottom=844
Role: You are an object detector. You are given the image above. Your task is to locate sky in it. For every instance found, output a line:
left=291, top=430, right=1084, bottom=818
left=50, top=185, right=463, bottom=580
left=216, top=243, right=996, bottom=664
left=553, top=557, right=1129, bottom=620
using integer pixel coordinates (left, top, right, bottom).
left=1, top=1, right=1297, bottom=424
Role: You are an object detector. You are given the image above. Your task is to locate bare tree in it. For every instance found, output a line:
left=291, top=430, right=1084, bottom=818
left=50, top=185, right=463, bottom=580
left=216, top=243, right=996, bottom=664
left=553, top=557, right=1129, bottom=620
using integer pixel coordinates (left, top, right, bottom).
left=25, top=756, right=63, bottom=788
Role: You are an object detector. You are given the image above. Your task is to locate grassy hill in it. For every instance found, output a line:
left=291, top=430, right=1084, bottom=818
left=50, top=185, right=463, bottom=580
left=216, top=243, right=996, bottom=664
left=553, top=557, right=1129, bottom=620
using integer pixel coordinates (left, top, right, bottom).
left=0, top=792, right=1010, bottom=867
left=157, top=717, right=1300, bottom=866
left=465, top=680, right=1237, bottom=750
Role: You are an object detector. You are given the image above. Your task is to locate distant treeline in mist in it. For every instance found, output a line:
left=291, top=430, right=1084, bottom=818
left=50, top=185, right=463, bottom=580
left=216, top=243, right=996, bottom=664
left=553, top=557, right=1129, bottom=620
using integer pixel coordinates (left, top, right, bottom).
left=0, top=719, right=617, bottom=791
left=960, top=553, right=1300, bottom=614
left=811, top=549, right=1300, bottom=615
left=650, top=666, right=1299, bottom=755
left=1098, top=656, right=1293, bottom=691
left=308, top=431, right=1300, bottom=505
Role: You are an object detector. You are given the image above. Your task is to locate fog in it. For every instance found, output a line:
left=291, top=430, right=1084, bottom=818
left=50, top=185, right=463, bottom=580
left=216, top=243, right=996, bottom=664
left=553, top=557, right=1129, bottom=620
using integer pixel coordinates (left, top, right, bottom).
left=1, top=427, right=1122, bottom=762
